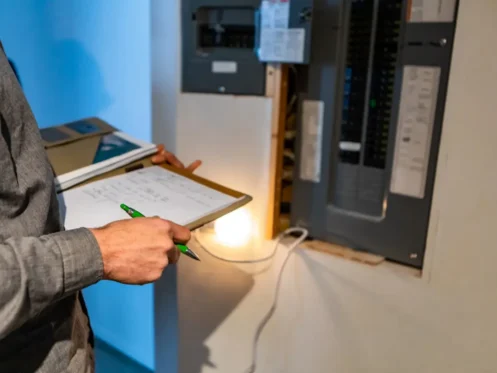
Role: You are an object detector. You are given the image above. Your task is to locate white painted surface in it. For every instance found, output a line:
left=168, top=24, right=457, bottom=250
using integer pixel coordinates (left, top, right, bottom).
left=177, top=2, right=497, bottom=373
left=151, top=0, right=181, bottom=153
left=175, top=93, right=273, bottom=244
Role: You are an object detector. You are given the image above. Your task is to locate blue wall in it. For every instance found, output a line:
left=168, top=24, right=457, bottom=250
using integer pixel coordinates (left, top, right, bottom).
left=0, top=0, right=151, bottom=140
left=0, top=1, right=155, bottom=369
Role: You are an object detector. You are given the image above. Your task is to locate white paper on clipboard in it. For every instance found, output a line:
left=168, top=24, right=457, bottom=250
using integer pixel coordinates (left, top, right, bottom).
left=60, top=166, right=243, bottom=229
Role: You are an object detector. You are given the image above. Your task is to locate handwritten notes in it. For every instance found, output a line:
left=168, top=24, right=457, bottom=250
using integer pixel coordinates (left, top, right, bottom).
left=60, top=166, right=238, bottom=230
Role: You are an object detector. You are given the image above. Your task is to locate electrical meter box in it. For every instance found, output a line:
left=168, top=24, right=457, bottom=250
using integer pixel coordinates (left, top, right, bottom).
left=291, top=0, right=459, bottom=268
left=182, top=0, right=314, bottom=95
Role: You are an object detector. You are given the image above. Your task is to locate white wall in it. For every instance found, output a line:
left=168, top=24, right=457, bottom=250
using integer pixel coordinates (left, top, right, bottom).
left=176, top=94, right=273, bottom=243
left=151, top=0, right=180, bottom=153
left=175, top=1, right=497, bottom=372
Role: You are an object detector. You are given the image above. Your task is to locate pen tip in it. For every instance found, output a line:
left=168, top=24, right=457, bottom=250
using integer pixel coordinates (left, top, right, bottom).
left=187, top=249, right=201, bottom=261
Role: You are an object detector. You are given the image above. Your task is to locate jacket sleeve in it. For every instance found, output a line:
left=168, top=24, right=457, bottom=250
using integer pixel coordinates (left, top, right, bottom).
left=0, top=227, right=103, bottom=339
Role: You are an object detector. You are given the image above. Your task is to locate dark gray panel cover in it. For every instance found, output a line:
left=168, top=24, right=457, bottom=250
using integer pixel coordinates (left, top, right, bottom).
left=291, top=0, right=459, bottom=268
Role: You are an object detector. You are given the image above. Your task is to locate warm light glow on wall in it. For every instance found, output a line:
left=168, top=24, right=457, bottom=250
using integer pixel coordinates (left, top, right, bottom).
left=214, top=208, right=253, bottom=247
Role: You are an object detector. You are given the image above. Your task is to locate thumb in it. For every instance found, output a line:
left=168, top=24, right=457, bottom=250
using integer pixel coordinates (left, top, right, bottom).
left=186, top=160, right=202, bottom=173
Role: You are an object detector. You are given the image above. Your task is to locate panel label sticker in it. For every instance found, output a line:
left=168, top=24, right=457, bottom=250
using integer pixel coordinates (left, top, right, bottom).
left=408, top=0, right=457, bottom=23
left=299, top=100, right=324, bottom=183
left=212, top=61, right=237, bottom=74
left=390, top=66, right=441, bottom=199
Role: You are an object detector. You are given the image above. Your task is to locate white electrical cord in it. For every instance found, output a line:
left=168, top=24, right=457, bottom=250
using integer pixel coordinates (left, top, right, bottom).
left=193, top=227, right=309, bottom=373
left=194, top=227, right=306, bottom=264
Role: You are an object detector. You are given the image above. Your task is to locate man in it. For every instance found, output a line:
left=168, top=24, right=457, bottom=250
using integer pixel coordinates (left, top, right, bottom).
left=0, top=43, right=200, bottom=372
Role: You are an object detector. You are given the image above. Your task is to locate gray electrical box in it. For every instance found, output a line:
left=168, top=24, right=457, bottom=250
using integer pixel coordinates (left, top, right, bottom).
left=291, top=0, right=459, bottom=268
left=182, top=0, right=314, bottom=95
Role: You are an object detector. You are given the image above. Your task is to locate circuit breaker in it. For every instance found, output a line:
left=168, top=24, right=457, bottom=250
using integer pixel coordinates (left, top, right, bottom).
left=182, top=0, right=314, bottom=95
left=291, top=0, right=459, bottom=268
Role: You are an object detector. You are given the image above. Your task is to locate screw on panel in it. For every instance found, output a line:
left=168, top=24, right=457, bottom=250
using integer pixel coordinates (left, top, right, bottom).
left=439, top=38, right=447, bottom=47
left=299, top=7, right=313, bottom=23
left=219, top=86, right=226, bottom=93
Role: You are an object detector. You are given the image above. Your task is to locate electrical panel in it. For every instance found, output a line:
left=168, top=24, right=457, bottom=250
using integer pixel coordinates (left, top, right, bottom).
left=291, top=0, right=459, bottom=268
left=182, top=0, right=314, bottom=95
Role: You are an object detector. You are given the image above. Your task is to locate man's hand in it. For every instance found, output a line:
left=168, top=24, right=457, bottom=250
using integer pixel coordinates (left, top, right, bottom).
left=151, top=144, right=202, bottom=173
left=90, top=218, right=191, bottom=285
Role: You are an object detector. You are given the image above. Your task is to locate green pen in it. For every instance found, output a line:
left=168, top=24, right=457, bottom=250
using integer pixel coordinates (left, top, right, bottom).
left=120, top=203, right=201, bottom=261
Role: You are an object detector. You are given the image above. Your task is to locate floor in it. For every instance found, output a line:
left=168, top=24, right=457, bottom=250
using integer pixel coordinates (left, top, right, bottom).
left=94, top=339, right=152, bottom=373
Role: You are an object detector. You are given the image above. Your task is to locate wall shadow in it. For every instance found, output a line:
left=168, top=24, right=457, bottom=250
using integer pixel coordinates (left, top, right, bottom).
left=4, top=38, right=112, bottom=128
left=37, top=39, right=112, bottom=126
left=173, top=242, right=255, bottom=373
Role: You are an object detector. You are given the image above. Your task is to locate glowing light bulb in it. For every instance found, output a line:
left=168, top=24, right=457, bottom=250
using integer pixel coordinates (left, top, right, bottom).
left=214, top=208, right=253, bottom=247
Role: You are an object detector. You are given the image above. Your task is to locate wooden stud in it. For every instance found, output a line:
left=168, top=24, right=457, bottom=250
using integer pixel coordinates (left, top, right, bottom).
left=265, top=64, right=289, bottom=240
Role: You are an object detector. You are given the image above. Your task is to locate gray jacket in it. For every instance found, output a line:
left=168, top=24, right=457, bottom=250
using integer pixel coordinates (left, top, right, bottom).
left=0, top=43, right=103, bottom=372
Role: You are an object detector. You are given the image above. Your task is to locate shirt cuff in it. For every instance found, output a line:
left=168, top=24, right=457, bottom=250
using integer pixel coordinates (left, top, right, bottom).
left=51, top=228, right=104, bottom=294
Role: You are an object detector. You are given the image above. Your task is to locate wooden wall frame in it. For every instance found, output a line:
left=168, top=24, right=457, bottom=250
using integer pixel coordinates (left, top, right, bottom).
left=265, top=63, right=290, bottom=240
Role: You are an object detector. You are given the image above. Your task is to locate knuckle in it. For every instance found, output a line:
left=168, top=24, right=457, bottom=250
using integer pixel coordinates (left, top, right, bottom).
left=151, top=217, right=162, bottom=226
left=162, top=220, right=172, bottom=232
left=146, top=218, right=159, bottom=230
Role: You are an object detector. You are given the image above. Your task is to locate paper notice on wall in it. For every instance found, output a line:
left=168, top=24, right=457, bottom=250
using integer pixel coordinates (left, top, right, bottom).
left=258, top=0, right=305, bottom=63
left=390, top=66, right=441, bottom=199
left=408, top=0, right=457, bottom=23
left=261, top=0, right=290, bottom=29
left=259, top=28, right=305, bottom=63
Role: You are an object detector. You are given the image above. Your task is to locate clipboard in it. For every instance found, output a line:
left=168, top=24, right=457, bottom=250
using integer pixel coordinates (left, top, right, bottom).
left=62, top=154, right=253, bottom=231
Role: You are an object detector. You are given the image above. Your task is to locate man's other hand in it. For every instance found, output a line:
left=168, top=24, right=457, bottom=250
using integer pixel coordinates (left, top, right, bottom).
left=90, top=218, right=191, bottom=285
left=151, top=144, right=202, bottom=173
